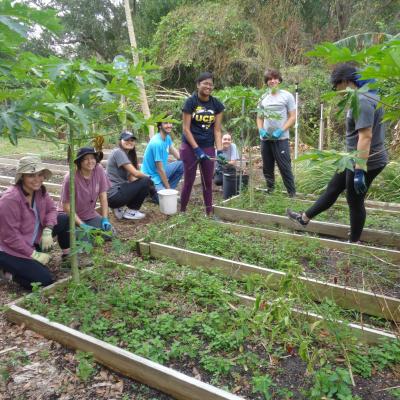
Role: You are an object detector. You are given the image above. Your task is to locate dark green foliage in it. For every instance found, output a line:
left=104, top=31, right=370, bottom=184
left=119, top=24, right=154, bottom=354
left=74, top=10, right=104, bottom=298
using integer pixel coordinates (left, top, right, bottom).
left=309, top=366, right=355, bottom=400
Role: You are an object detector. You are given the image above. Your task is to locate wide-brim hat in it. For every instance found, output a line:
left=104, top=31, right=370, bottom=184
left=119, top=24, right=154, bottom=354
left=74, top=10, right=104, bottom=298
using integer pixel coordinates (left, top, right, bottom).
left=15, top=155, right=52, bottom=184
left=74, top=147, right=103, bottom=164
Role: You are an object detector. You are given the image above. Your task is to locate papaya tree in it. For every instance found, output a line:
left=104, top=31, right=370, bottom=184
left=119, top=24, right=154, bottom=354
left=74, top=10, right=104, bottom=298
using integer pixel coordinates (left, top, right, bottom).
left=0, top=2, right=166, bottom=282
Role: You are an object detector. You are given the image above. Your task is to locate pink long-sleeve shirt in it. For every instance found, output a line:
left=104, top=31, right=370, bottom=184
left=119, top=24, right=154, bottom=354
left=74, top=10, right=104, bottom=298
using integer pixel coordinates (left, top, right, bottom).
left=0, top=185, right=57, bottom=259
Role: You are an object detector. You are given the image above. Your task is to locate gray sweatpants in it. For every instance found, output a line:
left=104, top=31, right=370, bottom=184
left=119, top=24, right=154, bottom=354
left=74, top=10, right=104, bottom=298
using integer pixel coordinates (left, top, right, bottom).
left=261, top=139, right=296, bottom=196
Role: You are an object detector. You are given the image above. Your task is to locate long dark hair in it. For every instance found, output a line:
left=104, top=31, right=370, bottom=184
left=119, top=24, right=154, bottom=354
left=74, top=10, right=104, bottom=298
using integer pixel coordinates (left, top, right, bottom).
left=17, top=180, right=46, bottom=194
left=118, top=141, right=138, bottom=169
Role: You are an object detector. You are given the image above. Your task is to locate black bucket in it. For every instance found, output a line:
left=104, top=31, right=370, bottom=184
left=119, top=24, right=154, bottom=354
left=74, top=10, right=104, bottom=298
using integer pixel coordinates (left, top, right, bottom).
left=223, top=173, right=249, bottom=199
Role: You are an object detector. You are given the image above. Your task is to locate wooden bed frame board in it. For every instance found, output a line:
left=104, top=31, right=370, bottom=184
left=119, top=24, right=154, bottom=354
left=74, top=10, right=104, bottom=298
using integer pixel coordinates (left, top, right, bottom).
left=256, top=188, right=400, bottom=213
left=216, top=221, right=400, bottom=263
left=5, top=305, right=242, bottom=400
left=213, top=205, right=400, bottom=248
left=144, top=241, right=400, bottom=322
left=253, top=188, right=400, bottom=214
left=234, top=292, right=397, bottom=345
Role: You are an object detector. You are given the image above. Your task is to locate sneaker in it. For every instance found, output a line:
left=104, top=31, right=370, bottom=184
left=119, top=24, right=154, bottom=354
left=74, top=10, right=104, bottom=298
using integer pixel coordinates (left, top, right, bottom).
left=123, top=208, right=146, bottom=220
left=113, top=207, right=126, bottom=220
left=286, top=208, right=309, bottom=227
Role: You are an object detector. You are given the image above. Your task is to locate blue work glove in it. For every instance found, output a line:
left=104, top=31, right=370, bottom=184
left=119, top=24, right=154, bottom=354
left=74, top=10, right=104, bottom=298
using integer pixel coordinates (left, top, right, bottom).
left=101, top=217, right=112, bottom=231
left=259, top=128, right=269, bottom=139
left=354, top=169, right=367, bottom=195
left=272, top=128, right=284, bottom=139
left=216, top=150, right=228, bottom=166
left=194, top=147, right=210, bottom=162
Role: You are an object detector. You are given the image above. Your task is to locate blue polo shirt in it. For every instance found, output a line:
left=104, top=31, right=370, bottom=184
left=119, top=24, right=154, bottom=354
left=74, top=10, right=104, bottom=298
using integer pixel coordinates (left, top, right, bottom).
left=141, top=133, right=173, bottom=185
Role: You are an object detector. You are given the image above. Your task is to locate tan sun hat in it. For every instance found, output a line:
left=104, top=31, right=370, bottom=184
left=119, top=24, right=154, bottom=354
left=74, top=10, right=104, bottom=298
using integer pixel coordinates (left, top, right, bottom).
left=15, top=155, right=52, bottom=184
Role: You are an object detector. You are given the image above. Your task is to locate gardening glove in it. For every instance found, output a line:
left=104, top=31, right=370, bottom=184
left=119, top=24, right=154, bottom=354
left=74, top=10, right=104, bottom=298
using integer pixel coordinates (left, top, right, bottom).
left=259, top=128, right=269, bottom=139
left=354, top=169, right=367, bottom=195
left=216, top=150, right=228, bottom=166
left=194, top=147, right=210, bottom=162
left=272, top=128, right=284, bottom=139
left=40, top=227, right=54, bottom=251
left=31, top=250, right=50, bottom=265
left=101, top=217, right=112, bottom=231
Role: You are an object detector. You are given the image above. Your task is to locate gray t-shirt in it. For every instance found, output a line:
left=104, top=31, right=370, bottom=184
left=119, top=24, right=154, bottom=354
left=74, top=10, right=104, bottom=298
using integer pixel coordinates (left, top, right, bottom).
left=346, top=93, right=388, bottom=170
left=258, top=89, right=296, bottom=140
left=216, top=143, right=240, bottom=161
left=106, top=148, right=132, bottom=197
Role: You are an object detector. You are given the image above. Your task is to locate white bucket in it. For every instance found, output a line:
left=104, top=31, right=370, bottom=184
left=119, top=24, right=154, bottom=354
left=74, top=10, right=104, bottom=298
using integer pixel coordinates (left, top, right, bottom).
left=158, top=189, right=179, bottom=215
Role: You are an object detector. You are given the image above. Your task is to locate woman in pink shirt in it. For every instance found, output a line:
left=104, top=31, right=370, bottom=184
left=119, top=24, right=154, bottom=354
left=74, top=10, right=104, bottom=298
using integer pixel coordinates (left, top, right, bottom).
left=0, top=156, right=57, bottom=290
left=53, top=147, right=112, bottom=260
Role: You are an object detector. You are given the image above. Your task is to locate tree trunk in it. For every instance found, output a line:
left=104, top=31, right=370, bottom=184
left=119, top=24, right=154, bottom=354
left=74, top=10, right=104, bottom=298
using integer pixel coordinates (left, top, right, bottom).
left=123, top=0, right=154, bottom=139
left=68, top=126, right=79, bottom=282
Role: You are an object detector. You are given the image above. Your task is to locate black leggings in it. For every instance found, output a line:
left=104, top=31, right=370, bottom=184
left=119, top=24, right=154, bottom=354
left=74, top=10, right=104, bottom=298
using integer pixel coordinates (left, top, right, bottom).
left=0, top=250, right=53, bottom=290
left=305, top=166, right=384, bottom=242
left=108, top=177, right=151, bottom=210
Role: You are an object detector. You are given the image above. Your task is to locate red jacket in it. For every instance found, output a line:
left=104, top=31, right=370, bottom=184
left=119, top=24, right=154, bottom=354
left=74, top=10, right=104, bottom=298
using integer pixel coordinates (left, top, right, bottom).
left=0, top=185, right=57, bottom=259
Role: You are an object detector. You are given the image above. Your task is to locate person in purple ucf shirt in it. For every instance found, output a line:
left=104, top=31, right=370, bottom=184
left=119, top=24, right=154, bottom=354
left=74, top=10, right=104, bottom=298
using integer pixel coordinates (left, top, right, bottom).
left=180, top=72, right=225, bottom=215
left=52, top=147, right=112, bottom=261
left=0, top=156, right=58, bottom=289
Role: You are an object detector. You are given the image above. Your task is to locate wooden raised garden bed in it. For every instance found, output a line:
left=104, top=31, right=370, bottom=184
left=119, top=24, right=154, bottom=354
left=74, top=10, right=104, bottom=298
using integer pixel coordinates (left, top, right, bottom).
left=138, top=240, right=400, bottom=326
left=213, top=205, right=400, bottom=248
left=6, top=260, right=400, bottom=400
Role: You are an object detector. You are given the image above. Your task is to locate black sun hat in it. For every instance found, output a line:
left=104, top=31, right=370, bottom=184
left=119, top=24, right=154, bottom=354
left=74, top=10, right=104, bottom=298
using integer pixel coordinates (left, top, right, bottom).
left=74, top=147, right=103, bottom=164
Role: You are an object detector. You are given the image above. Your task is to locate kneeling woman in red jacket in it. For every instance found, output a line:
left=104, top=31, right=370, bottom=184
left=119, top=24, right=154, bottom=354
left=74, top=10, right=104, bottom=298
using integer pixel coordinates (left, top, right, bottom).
left=0, top=156, right=57, bottom=290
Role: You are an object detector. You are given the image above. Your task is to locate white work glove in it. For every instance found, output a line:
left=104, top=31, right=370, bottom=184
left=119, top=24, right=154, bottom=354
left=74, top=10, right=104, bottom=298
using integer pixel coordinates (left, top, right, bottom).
left=40, top=227, right=54, bottom=251
left=31, top=250, right=50, bottom=265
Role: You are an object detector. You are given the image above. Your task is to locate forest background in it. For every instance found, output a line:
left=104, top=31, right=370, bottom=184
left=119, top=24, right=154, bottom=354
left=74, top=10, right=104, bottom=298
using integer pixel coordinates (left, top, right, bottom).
left=13, top=0, right=400, bottom=149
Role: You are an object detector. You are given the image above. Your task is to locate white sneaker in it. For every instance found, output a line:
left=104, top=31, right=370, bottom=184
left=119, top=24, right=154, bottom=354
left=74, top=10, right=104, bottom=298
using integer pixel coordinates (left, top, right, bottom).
left=123, top=208, right=146, bottom=220
left=113, top=207, right=126, bottom=220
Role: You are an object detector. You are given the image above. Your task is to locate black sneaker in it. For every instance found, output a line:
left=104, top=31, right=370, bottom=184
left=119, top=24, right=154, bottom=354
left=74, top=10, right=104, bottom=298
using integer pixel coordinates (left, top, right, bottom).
left=286, top=208, right=309, bottom=227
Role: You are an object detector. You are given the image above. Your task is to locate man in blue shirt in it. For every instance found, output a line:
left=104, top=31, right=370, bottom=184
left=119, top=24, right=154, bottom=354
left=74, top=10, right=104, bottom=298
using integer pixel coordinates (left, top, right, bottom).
left=141, top=122, right=183, bottom=196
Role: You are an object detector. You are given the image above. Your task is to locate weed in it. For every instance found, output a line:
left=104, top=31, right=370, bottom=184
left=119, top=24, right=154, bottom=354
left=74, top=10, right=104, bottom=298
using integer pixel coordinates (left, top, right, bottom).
left=0, top=350, right=30, bottom=382
left=75, top=351, right=96, bottom=382
left=390, top=388, right=400, bottom=399
left=252, top=374, right=274, bottom=400
left=309, top=366, right=354, bottom=400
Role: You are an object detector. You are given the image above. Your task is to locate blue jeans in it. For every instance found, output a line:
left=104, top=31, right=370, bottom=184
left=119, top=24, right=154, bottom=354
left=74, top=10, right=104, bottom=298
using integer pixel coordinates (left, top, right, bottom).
left=155, top=161, right=184, bottom=191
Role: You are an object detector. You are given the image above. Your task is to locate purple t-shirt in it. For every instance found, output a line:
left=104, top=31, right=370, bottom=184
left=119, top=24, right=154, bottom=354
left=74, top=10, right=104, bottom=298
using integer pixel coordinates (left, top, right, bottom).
left=59, top=164, right=111, bottom=221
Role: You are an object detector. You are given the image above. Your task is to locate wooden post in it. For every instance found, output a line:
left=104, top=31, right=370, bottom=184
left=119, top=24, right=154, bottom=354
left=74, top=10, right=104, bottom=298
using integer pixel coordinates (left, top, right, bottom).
left=123, top=0, right=154, bottom=139
left=319, top=103, right=324, bottom=150
left=294, top=83, right=299, bottom=159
